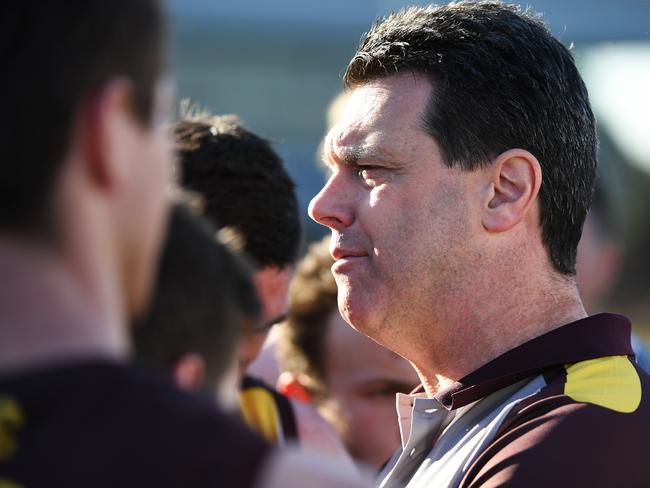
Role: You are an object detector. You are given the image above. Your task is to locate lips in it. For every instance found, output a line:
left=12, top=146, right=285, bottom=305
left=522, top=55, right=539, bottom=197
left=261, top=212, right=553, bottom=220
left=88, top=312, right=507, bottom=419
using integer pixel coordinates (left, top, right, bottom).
left=330, top=247, right=368, bottom=275
left=331, top=247, right=367, bottom=260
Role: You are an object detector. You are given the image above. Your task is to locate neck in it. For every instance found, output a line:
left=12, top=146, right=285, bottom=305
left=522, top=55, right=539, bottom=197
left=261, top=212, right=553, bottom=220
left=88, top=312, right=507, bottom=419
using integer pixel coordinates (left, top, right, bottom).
left=413, top=271, right=587, bottom=398
left=0, top=238, right=129, bottom=375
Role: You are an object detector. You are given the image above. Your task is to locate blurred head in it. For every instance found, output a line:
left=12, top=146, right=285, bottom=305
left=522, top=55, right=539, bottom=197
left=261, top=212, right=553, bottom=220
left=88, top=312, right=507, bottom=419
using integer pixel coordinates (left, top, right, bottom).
left=1, top=1, right=171, bottom=319
left=577, top=178, right=623, bottom=312
left=278, top=237, right=419, bottom=468
left=309, top=2, right=596, bottom=348
left=175, top=114, right=301, bottom=371
left=133, top=204, right=261, bottom=408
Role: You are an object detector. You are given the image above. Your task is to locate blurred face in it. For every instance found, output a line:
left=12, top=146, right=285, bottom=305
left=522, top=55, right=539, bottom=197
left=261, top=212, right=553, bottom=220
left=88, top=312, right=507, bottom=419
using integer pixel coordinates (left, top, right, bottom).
left=239, top=265, right=293, bottom=372
left=308, top=74, right=477, bottom=350
left=320, top=310, right=419, bottom=468
left=119, top=79, right=174, bottom=319
left=576, top=212, right=621, bottom=312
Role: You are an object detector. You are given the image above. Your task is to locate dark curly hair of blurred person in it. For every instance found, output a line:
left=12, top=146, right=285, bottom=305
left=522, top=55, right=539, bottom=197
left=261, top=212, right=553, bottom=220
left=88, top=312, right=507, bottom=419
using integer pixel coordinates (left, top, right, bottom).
left=174, top=114, right=301, bottom=269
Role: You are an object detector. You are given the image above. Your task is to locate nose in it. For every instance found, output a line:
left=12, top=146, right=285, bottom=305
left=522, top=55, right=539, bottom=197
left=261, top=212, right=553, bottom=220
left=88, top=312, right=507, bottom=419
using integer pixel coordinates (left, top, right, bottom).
left=308, top=171, right=354, bottom=231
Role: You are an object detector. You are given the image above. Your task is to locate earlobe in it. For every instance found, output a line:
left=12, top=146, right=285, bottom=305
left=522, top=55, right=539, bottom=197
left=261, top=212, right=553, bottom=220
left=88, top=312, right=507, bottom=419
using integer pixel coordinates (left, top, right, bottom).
left=482, top=149, right=542, bottom=233
left=172, top=353, right=206, bottom=391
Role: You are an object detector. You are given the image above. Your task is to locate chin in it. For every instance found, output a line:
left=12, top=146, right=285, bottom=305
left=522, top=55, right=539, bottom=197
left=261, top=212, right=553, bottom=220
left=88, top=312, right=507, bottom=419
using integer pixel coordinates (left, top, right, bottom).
left=338, top=295, right=374, bottom=336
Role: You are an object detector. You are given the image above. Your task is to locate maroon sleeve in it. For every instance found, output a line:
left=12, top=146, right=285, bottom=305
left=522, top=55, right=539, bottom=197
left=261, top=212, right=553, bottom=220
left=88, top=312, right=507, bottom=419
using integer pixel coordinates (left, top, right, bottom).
left=461, top=401, right=649, bottom=487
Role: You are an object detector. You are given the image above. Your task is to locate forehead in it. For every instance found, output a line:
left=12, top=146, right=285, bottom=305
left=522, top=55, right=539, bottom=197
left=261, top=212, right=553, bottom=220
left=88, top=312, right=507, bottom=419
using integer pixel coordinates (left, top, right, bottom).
left=325, top=74, right=434, bottom=164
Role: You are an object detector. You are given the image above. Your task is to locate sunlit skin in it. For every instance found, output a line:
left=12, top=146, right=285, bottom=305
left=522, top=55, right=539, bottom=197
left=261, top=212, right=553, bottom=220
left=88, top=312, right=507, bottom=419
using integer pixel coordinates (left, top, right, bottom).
left=309, top=73, right=586, bottom=395
left=319, top=310, right=419, bottom=469
left=309, top=74, right=483, bottom=382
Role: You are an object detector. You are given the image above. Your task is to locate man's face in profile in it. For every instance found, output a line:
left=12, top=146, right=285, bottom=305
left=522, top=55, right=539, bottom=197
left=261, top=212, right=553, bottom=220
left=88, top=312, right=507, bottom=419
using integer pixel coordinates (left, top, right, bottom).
left=308, top=74, right=475, bottom=344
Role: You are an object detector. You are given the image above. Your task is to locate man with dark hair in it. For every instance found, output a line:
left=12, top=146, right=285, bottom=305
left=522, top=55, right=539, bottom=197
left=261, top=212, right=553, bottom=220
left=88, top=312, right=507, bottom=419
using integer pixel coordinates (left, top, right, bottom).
left=174, top=115, right=358, bottom=465
left=309, top=2, right=650, bottom=486
left=175, top=114, right=303, bottom=444
left=0, top=2, right=276, bottom=487
left=276, top=236, right=419, bottom=469
left=133, top=203, right=260, bottom=409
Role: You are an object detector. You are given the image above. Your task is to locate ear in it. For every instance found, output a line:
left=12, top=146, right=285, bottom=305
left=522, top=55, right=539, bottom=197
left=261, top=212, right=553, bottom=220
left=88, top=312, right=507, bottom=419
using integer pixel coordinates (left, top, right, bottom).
left=77, top=79, right=135, bottom=195
left=171, top=353, right=206, bottom=391
left=481, top=149, right=542, bottom=233
left=277, top=371, right=312, bottom=403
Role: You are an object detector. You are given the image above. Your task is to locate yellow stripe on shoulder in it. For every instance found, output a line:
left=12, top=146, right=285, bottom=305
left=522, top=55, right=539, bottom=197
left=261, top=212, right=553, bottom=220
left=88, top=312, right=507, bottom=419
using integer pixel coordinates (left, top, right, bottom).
left=564, top=355, right=641, bottom=414
left=239, top=386, right=281, bottom=444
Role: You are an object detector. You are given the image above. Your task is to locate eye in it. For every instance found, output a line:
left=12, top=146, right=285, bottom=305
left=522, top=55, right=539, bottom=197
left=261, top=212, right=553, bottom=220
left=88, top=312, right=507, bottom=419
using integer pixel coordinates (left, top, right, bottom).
left=356, top=165, right=381, bottom=181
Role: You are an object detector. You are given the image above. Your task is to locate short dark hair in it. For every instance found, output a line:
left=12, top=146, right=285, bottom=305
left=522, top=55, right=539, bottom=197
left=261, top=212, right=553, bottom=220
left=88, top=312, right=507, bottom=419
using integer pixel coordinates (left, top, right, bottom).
left=175, top=114, right=301, bottom=269
left=0, top=1, right=166, bottom=235
left=344, top=1, right=597, bottom=275
left=133, top=204, right=260, bottom=388
left=277, top=236, right=338, bottom=400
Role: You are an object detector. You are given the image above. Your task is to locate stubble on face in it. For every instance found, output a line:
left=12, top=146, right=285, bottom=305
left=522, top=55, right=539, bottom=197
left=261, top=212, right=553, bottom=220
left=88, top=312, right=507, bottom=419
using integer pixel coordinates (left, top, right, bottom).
left=321, top=74, right=479, bottom=354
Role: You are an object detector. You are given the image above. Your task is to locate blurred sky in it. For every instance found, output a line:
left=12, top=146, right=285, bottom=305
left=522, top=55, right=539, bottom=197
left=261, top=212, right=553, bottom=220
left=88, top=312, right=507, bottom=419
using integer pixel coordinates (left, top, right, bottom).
left=169, top=0, right=650, bottom=41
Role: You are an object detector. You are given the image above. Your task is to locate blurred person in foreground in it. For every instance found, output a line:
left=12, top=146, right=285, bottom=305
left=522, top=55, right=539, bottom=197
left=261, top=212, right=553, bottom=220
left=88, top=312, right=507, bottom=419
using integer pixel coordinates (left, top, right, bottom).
left=133, top=203, right=259, bottom=410
left=0, top=3, right=369, bottom=488
left=309, top=2, right=650, bottom=486
left=175, top=114, right=353, bottom=459
left=276, top=236, right=420, bottom=470
left=0, top=1, right=271, bottom=486
left=577, top=178, right=650, bottom=372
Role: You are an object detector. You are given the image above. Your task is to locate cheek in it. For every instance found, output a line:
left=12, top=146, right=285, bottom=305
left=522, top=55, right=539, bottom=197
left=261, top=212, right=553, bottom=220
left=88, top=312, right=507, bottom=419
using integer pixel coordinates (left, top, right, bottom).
left=129, top=132, right=171, bottom=231
left=147, top=130, right=173, bottom=204
left=364, top=185, right=427, bottom=258
left=347, top=397, right=397, bottom=434
left=121, top=131, right=172, bottom=318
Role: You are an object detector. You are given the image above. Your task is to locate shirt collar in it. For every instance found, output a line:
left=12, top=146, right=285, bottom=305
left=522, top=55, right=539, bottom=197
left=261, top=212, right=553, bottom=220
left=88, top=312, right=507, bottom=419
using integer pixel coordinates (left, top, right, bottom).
left=428, top=313, right=633, bottom=410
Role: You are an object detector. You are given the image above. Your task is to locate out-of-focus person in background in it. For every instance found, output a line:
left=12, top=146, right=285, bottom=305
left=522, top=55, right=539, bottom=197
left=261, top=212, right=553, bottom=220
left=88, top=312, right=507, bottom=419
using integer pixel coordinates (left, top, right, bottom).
left=577, top=178, right=650, bottom=371
left=276, top=236, right=419, bottom=470
left=175, top=113, right=353, bottom=461
left=0, top=2, right=271, bottom=487
left=133, top=203, right=260, bottom=410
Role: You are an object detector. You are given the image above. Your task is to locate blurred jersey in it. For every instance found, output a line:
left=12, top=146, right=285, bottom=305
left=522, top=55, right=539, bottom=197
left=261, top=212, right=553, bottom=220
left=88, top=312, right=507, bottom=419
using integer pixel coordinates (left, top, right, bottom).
left=240, top=375, right=298, bottom=446
left=0, top=361, right=268, bottom=487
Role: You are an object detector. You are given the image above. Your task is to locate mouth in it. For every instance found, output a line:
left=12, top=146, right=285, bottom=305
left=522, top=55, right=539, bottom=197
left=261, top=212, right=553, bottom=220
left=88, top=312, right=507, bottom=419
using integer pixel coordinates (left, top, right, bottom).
left=331, top=247, right=367, bottom=261
left=331, top=250, right=368, bottom=274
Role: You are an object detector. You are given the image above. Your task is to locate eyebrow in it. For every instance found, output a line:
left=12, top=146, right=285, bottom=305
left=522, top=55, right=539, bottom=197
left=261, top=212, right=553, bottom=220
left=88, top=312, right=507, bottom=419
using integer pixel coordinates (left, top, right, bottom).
left=322, top=138, right=399, bottom=168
